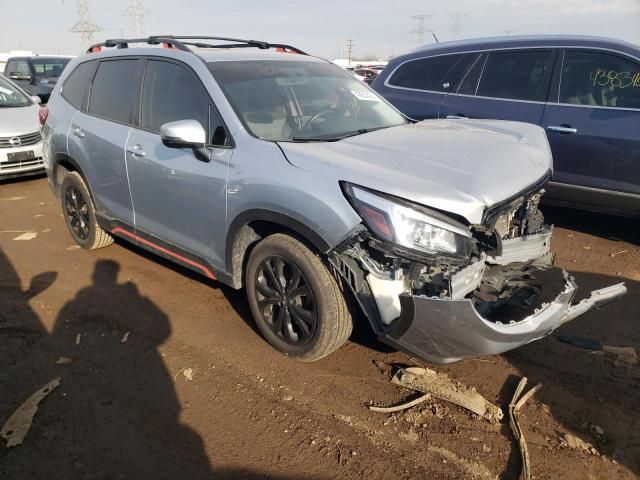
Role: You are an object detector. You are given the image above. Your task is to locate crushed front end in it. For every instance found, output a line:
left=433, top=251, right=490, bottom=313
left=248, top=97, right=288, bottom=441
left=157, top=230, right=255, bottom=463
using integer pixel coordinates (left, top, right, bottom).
left=332, top=178, right=627, bottom=364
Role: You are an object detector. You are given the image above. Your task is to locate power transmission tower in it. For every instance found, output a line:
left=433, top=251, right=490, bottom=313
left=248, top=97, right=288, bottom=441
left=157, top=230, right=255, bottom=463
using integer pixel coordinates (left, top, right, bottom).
left=448, top=13, right=466, bottom=40
left=123, top=0, right=150, bottom=38
left=69, top=0, right=101, bottom=48
left=410, top=14, right=432, bottom=46
left=346, top=35, right=354, bottom=65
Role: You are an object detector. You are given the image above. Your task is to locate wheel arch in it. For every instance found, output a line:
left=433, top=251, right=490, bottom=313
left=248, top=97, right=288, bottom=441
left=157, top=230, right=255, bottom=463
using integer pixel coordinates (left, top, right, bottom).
left=225, top=209, right=332, bottom=289
left=52, top=153, right=88, bottom=196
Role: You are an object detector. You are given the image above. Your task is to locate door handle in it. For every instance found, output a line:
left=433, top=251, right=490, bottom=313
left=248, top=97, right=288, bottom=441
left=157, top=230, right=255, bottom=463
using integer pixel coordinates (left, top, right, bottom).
left=71, top=127, right=85, bottom=138
left=446, top=114, right=467, bottom=119
left=126, top=144, right=146, bottom=157
left=547, top=125, right=578, bottom=134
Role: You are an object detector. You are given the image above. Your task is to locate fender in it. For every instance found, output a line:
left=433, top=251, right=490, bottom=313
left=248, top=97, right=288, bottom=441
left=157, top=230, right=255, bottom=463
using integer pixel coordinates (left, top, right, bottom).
left=225, top=209, right=332, bottom=288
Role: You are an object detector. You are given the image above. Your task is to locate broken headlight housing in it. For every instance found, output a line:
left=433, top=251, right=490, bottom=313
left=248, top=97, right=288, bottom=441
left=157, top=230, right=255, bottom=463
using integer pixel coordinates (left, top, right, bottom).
left=343, top=183, right=472, bottom=258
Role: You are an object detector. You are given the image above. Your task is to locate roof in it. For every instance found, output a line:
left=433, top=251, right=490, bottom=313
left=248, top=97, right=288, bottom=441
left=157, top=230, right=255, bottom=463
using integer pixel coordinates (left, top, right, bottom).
left=194, top=48, right=324, bottom=63
left=80, top=36, right=328, bottom=65
left=80, top=45, right=326, bottom=64
left=6, top=55, right=74, bottom=61
left=409, top=35, right=639, bottom=58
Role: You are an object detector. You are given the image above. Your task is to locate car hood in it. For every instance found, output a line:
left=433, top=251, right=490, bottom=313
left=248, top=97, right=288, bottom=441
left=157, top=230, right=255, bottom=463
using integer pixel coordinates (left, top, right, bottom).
left=0, top=104, right=40, bottom=136
left=278, top=119, right=552, bottom=224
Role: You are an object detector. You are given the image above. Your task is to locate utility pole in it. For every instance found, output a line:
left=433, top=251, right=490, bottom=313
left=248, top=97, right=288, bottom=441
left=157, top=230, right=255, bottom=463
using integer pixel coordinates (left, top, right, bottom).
left=123, top=0, right=150, bottom=38
left=410, top=14, right=432, bottom=46
left=69, top=0, right=101, bottom=49
left=448, top=13, right=466, bottom=40
left=346, top=35, right=354, bottom=66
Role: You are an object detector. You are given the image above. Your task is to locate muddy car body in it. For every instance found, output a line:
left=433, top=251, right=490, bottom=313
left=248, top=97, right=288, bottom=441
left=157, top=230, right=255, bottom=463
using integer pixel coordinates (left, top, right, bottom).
left=42, top=36, right=626, bottom=364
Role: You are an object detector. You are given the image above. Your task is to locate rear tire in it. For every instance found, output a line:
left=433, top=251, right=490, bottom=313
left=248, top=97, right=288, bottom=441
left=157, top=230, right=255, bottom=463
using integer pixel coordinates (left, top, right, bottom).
left=60, top=172, right=113, bottom=250
left=246, top=233, right=353, bottom=362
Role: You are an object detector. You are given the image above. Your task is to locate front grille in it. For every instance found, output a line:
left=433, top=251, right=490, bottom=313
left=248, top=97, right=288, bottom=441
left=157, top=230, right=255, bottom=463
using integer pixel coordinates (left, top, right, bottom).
left=0, top=132, right=42, bottom=148
left=0, top=157, right=43, bottom=171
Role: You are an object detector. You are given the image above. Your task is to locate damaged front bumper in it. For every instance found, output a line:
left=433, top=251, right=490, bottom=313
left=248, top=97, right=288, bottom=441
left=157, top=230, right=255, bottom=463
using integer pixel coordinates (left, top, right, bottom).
left=382, top=274, right=627, bottom=364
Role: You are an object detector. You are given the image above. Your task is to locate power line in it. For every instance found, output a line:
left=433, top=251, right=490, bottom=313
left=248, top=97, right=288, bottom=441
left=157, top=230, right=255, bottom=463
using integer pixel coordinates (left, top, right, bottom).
left=410, top=14, right=433, bottom=46
left=123, top=0, right=151, bottom=38
left=448, top=13, right=467, bottom=40
left=346, top=34, right=354, bottom=65
left=69, top=0, right=101, bottom=48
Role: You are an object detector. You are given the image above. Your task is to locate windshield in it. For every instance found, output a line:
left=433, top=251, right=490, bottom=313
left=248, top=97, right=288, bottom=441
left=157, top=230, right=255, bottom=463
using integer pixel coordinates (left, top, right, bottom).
left=0, top=76, right=31, bottom=107
left=31, top=58, right=70, bottom=79
left=208, top=60, right=406, bottom=141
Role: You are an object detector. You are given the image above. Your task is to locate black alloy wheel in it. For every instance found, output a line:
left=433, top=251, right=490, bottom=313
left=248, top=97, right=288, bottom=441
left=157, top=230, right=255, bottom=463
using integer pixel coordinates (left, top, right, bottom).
left=64, top=185, right=90, bottom=240
left=254, top=256, right=317, bottom=345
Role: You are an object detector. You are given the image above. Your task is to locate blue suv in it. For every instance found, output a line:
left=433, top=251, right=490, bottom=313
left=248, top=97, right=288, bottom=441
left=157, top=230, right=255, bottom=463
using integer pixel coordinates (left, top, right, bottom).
left=372, top=36, right=640, bottom=217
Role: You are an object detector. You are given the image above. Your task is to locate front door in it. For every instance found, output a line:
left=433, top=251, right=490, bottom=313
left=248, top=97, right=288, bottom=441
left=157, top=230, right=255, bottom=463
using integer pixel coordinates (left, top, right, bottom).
left=541, top=49, right=640, bottom=200
left=126, top=59, right=232, bottom=270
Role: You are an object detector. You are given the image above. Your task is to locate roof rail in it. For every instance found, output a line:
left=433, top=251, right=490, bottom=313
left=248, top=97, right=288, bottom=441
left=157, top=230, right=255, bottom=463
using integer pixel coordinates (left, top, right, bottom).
left=86, top=36, right=307, bottom=55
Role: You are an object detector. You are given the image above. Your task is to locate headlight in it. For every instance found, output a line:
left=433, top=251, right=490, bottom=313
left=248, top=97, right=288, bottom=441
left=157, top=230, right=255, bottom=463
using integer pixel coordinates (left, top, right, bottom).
left=344, top=184, right=472, bottom=257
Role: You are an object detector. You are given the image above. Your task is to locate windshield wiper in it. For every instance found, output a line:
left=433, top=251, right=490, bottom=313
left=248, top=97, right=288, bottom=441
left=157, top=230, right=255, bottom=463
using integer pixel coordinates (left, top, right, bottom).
left=290, top=136, right=342, bottom=142
left=291, top=126, right=392, bottom=143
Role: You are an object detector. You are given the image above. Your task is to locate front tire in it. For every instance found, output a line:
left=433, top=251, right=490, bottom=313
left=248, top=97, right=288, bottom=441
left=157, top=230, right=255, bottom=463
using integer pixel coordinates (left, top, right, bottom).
left=60, top=172, right=113, bottom=250
left=246, top=233, right=353, bottom=362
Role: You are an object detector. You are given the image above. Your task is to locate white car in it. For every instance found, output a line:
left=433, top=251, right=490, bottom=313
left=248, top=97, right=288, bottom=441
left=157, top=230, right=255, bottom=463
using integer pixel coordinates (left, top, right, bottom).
left=0, top=75, right=44, bottom=179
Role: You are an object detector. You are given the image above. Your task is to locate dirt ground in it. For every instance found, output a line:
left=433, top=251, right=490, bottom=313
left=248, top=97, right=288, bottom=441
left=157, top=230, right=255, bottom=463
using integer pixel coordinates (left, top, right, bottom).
left=1, top=175, right=639, bottom=480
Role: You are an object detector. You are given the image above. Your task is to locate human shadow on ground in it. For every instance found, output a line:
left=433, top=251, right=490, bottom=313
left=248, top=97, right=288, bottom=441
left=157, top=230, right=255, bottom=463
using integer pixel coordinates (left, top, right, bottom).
left=0, top=251, right=214, bottom=479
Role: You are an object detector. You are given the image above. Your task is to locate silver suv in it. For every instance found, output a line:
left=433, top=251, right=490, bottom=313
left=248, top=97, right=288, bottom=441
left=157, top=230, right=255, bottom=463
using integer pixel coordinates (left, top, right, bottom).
left=42, top=36, right=626, bottom=364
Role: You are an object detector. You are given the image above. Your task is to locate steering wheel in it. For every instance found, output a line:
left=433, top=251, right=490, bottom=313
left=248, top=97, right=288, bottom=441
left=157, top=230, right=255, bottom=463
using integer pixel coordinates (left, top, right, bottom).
left=301, top=109, right=338, bottom=132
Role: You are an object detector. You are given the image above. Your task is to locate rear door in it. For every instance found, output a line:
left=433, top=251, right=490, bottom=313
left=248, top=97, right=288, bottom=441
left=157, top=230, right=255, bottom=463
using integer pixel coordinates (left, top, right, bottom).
left=439, top=49, right=556, bottom=125
left=541, top=49, right=640, bottom=204
left=68, top=58, right=143, bottom=225
left=377, top=53, right=472, bottom=120
left=126, top=59, right=232, bottom=268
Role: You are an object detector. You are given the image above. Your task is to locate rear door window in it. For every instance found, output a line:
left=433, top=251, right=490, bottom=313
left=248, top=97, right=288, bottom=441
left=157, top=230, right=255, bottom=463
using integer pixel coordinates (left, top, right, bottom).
left=388, top=54, right=464, bottom=91
left=62, top=61, right=98, bottom=110
left=88, top=59, right=144, bottom=124
left=5, top=60, right=16, bottom=75
left=30, top=58, right=69, bottom=79
left=140, top=60, right=209, bottom=134
left=559, top=50, right=640, bottom=109
left=476, top=50, right=553, bottom=101
left=7, top=60, right=30, bottom=77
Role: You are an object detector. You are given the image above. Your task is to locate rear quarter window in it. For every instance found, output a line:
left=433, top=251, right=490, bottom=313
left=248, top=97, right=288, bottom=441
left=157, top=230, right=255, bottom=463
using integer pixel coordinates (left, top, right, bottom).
left=61, top=61, right=98, bottom=110
left=387, top=54, right=464, bottom=92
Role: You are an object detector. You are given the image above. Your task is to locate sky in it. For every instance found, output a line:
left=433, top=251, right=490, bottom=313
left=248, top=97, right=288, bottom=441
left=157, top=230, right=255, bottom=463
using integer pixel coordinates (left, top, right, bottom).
left=1, top=0, right=639, bottom=59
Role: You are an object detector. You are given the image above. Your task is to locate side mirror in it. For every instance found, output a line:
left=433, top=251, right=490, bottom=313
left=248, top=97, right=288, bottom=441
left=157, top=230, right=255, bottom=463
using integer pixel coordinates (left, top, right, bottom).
left=160, top=119, right=206, bottom=149
left=9, top=72, right=31, bottom=81
left=30, top=95, right=42, bottom=105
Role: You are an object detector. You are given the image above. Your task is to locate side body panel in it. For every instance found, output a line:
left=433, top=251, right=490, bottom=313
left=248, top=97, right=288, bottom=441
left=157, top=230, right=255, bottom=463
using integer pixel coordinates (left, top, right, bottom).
left=225, top=132, right=362, bottom=263
left=126, top=127, right=231, bottom=270
left=67, top=112, right=134, bottom=224
left=542, top=104, right=640, bottom=194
